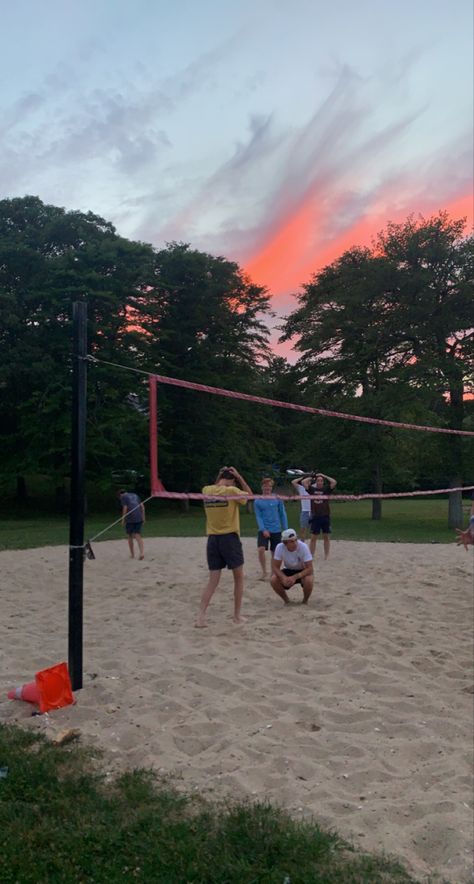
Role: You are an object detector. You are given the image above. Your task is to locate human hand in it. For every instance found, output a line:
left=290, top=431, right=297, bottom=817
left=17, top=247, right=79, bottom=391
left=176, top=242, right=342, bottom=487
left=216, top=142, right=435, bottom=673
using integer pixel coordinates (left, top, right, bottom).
left=263, top=530, right=270, bottom=538
left=456, top=528, right=474, bottom=550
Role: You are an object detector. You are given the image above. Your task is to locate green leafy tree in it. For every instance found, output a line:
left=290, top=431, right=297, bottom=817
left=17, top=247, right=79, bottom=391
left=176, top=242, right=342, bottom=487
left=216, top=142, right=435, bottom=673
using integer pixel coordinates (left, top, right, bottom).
left=281, top=213, right=473, bottom=527
left=376, top=212, right=474, bottom=526
left=0, top=196, right=157, bottom=503
left=124, top=242, right=274, bottom=492
left=281, top=247, right=413, bottom=518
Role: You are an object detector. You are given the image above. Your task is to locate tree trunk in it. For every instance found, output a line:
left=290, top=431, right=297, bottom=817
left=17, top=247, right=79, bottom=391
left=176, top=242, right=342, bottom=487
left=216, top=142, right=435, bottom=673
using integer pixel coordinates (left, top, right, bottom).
left=448, top=477, right=463, bottom=529
left=16, top=475, right=27, bottom=501
left=371, top=461, right=383, bottom=521
left=180, top=498, right=190, bottom=513
left=246, top=500, right=254, bottom=514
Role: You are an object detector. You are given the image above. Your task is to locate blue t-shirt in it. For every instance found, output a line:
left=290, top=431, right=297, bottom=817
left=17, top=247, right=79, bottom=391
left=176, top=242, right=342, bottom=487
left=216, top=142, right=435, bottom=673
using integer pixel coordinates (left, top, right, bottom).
left=254, top=496, right=288, bottom=533
left=120, top=493, right=143, bottom=524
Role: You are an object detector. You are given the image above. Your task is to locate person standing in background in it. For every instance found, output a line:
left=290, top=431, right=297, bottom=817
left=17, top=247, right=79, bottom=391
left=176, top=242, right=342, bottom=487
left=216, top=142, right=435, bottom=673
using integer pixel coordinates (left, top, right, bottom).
left=119, top=489, right=145, bottom=560
left=291, top=474, right=312, bottom=541
left=254, top=477, right=288, bottom=579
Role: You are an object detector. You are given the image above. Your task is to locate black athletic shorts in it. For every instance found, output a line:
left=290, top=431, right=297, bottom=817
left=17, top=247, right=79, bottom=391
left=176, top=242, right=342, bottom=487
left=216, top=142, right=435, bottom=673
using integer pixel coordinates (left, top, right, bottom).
left=257, top=531, right=281, bottom=551
left=310, top=516, right=331, bottom=535
left=207, top=533, right=244, bottom=571
left=281, top=567, right=304, bottom=586
left=125, top=521, right=143, bottom=535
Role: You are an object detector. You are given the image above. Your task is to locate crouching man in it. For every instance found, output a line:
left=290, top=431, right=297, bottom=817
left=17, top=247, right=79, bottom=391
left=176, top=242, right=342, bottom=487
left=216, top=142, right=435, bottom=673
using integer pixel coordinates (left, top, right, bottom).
left=271, top=528, right=313, bottom=605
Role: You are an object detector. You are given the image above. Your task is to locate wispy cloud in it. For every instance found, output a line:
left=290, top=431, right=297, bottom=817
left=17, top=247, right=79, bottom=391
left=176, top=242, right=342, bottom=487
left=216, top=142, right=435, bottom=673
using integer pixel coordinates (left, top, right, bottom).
left=0, top=30, right=243, bottom=195
left=139, top=61, right=472, bottom=296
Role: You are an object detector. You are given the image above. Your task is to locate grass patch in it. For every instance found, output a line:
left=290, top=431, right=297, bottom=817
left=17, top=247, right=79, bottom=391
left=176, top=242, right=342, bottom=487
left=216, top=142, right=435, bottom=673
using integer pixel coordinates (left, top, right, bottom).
left=0, top=723, right=430, bottom=884
left=0, top=498, right=467, bottom=551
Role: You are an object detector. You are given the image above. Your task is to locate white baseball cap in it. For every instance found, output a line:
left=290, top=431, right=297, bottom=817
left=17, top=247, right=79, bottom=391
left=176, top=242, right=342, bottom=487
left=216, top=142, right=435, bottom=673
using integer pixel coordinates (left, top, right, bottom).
left=281, top=528, right=297, bottom=542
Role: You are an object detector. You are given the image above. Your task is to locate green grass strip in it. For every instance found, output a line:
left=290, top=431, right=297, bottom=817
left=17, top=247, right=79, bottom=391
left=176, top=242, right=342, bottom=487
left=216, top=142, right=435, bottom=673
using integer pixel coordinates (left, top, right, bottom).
left=0, top=724, right=446, bottom=883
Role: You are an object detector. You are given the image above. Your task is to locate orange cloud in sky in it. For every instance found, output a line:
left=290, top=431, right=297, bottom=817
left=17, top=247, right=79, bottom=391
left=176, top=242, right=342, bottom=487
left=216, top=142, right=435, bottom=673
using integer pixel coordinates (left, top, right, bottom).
left=245, top=187, right=473, bottom=302
left=249, top=186, right=473, bottom=361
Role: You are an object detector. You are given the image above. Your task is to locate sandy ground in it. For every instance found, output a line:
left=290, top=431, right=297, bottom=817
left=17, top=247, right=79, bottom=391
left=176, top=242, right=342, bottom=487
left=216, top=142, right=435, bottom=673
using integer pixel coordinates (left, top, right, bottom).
left=1, top=537, right=473, bottom=883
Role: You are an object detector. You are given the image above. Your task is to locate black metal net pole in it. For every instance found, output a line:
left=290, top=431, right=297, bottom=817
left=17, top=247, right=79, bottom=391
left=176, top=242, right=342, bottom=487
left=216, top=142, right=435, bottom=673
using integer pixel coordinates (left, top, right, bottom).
left=68, top=300, right=87, bottom=690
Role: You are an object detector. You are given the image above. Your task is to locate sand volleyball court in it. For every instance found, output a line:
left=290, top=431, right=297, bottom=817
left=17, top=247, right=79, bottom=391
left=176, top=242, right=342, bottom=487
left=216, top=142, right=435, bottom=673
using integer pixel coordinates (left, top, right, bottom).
left=1, top=537, right=473, bottom=882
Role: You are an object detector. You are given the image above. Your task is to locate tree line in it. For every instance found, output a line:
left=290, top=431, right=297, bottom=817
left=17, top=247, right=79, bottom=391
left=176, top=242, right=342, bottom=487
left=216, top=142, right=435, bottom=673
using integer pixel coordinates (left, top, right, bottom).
left=0, top=196, right=472, bottom=525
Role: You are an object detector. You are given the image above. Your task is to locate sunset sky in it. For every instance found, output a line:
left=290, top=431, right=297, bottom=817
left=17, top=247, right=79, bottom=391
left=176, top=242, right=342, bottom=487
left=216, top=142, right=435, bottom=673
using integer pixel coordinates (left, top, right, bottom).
left=1, top=0, right=472, bottom=353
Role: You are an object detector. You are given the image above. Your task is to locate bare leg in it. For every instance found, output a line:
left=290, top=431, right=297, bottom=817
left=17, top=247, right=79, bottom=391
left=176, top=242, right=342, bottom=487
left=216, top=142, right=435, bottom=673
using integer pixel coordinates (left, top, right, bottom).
left=301, top=576, right=313, bottom=604
left=270, top=574, right=290, bottom=605
left=309, top=534, right=317, bottom=556
left=195, top=570, right=221, bottom=627
left=127, top=535, right=134, bottom=558
left=323, top=534, right=330, bottom=559
left=232, top=565, right=245, bottom=623
left=136, top=533, right=144, bottom=559
left=258, top=547, right=267, bottom=578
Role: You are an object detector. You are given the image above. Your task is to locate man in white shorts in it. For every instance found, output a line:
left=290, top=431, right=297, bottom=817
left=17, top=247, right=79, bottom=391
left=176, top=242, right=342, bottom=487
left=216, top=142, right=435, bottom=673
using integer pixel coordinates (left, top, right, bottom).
left=271, top=528, right=313, bottom=605
left=291, top=474, right=311, bottom=539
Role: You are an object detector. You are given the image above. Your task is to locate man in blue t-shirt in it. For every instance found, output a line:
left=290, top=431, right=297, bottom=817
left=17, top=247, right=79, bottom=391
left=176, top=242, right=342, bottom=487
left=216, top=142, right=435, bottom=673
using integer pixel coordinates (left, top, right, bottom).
left=254, top=477, right=288, bottom=579
left=119, top=490, right=145, bottom=559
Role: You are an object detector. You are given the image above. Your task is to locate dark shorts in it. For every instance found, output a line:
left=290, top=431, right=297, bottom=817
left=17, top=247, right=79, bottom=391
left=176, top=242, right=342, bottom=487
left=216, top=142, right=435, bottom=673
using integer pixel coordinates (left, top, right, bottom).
left=281, top=568, right=303, bottom=586
left=257, top=531, right=281, bottom=551
left=125, top=521, right=143, bottom=535
left=310, top=516, right=331, bottom=535
left=207, top=533, right=244, bottom=571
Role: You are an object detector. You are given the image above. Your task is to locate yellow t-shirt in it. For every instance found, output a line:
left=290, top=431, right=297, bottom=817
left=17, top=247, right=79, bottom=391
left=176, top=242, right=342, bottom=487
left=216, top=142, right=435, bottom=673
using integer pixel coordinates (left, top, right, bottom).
left=202, top=484, right=248, bottom=535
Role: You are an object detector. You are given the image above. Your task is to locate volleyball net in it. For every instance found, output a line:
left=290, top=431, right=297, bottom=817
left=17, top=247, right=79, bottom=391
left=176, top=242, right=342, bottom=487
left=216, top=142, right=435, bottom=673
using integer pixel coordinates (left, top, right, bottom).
left=148, top=373, right=474, bottom=502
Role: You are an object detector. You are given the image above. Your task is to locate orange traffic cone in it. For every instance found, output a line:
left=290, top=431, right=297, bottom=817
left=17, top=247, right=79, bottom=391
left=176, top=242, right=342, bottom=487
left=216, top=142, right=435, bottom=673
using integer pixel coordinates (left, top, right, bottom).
left=7, top=680, right=40, bottom=704
left=8, top=662, right=75, bottom=714
left=35, top=662, right=74, bottom=714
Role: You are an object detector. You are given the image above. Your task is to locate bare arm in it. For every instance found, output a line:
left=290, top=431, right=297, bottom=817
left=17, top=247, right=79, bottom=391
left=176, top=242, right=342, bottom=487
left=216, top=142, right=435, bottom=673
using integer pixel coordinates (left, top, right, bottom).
left=272, top=557, right=283, bottom=576
left=317, top=473, right=337, bottom=489
left=291, top=475, right=310, bottom=488
left=272, top=557, right=292, bottom=588
left=228, top=466, right=252, bottom=495
left=456, top=527, right=474, bottom=550
left=298, top=560, right=313, bottom=579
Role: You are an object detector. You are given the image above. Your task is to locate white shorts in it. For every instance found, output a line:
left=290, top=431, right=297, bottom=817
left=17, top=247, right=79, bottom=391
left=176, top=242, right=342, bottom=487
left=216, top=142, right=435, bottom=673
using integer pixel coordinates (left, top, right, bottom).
left=300, top=511, right=311, bottom=530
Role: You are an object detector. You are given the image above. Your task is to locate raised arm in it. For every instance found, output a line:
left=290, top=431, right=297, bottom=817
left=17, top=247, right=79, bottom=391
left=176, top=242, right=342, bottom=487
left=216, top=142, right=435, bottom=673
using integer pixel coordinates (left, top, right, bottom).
left=228, top=467, right=252, bottom=495
left=317, top=472, right=337, bottom=489
left=291, top=473, right=312, bottom=488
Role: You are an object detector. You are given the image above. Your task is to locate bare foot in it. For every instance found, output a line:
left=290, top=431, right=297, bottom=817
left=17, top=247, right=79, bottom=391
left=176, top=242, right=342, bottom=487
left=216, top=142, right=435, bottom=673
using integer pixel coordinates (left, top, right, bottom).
left=233, top=616, right=246, bottom=625
left=258, top=574, right=268, bottom=581
left=194, top=619, right=208, bottom=628
left=139, top=555, right=144, bottom=560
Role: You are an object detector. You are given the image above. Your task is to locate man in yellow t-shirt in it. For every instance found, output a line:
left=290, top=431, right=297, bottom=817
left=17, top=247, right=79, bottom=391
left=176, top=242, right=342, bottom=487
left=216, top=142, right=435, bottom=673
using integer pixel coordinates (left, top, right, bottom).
left=195, top=466, right=251, bottom=628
